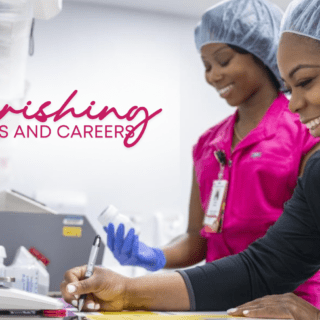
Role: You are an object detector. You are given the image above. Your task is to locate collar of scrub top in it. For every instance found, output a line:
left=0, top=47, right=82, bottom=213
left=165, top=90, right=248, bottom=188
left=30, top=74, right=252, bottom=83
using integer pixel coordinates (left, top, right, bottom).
left=209, top=92, right=287, bottom=154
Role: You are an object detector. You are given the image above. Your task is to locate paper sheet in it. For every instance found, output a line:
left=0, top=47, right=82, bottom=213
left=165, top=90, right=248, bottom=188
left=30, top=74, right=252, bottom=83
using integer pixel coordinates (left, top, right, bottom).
left=84, top=311, right=247, bottom=319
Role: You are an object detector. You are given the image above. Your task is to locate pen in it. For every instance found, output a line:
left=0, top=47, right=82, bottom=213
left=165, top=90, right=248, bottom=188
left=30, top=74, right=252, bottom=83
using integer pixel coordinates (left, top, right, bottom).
left=78, top=235, right=101, bottom=312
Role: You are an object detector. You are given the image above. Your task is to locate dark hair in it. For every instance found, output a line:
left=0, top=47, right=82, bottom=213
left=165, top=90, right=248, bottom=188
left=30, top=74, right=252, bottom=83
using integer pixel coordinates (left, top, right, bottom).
left=228, top=44, right=281, bottom=92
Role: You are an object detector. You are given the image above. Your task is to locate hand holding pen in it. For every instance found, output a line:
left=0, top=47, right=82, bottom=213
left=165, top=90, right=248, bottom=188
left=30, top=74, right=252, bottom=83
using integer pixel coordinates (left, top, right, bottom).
left=62, top=264, right=128, bottom=312
left=77, top=235, right=101, bottom=312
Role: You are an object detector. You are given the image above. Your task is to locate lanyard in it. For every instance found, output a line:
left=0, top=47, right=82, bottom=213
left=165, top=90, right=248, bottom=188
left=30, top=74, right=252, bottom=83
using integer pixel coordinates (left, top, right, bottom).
left=214, top=150, right=227, bottom=180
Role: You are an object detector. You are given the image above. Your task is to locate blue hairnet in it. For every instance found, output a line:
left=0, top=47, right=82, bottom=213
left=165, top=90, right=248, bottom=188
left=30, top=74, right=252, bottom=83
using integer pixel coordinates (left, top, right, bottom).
left=281, top=0, right=320, bottom=41
left=195, top=0, right=284, bottom=89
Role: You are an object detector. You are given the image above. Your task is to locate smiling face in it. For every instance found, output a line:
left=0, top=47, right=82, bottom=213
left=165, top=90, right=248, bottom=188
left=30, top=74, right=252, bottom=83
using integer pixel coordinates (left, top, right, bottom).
left=200, top=43, right=275, bottom=107
left=278, top=33, right=320, bottom=137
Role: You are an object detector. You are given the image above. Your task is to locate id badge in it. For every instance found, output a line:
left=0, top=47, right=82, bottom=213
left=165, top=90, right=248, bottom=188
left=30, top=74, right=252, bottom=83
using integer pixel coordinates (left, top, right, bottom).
left=203, top=180, right=228, bottom=233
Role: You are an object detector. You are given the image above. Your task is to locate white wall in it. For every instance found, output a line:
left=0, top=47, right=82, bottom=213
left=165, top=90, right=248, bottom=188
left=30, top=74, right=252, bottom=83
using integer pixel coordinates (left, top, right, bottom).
left=1, top=1, right=235, bottom=267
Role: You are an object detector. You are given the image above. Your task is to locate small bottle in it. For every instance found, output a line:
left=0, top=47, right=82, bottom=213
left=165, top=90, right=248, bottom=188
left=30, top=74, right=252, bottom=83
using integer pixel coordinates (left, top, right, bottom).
left=98, top=205, right=137, bottom=236
left=29, top=247, right=50, bottom=295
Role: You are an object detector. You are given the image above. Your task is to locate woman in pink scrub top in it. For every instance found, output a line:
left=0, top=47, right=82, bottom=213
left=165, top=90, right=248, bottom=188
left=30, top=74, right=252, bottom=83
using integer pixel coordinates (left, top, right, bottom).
left=105, top=0, right=320, bottom=308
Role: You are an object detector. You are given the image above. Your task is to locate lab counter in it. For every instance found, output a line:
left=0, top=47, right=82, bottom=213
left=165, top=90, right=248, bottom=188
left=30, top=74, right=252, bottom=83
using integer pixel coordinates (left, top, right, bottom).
left=0, top=312, right=288, bottom=320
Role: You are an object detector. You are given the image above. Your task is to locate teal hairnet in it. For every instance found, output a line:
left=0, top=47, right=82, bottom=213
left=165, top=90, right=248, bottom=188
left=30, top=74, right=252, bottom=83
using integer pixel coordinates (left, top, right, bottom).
left=195, top=0, right=284, bottom=90
left=281, top=0, right=320, bottom=41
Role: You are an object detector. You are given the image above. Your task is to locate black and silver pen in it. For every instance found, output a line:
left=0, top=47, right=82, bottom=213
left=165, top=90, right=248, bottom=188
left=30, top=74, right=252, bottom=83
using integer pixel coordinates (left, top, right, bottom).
left=78, top=235, right=101, bottom=312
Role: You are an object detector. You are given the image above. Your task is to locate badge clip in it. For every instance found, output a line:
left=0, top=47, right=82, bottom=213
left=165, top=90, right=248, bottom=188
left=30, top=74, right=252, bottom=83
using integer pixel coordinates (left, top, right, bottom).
left=203, top=150, right=228, bottom=233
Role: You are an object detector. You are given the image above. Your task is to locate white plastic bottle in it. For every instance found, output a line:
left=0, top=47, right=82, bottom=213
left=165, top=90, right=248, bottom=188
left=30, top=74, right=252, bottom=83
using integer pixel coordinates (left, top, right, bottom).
left=6, top=246, right=50, bottom=295
left=98, top=205, right=138, bottom=236
left=31, top=252, right=50, bottom=296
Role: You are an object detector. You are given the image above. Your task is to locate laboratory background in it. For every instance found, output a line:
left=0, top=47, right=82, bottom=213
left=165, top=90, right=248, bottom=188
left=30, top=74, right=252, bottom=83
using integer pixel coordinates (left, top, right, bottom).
left=0, top=0, right=292, bottom=275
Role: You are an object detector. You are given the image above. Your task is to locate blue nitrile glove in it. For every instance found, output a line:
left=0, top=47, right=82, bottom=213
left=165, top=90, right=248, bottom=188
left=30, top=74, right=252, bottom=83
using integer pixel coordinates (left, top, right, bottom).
left=104, top=223, right=166, bottom=272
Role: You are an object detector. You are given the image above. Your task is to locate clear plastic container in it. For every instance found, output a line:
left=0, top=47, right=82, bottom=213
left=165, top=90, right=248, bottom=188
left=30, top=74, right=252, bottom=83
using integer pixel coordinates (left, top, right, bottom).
left=0, top=0, right=32, bottom=101
left=98, top=205, right=137, bottom=237
left=6, top=246, right=49, bottom=295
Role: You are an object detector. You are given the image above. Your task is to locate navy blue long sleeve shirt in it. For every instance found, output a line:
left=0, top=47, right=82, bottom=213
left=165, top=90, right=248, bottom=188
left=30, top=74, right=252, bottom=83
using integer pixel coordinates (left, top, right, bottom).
left=177, top=150, right=320, bottom=311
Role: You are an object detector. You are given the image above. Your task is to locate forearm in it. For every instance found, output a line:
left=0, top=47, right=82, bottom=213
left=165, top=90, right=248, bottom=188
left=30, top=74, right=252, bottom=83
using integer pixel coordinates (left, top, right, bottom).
left=180, top=233, right=317, bottom=311
left=180, top=254, right=252, bottom=311
left=124, top=272, right=190, bottom=311
left=161, top=233, right=207, bottom=269
left=181, top=202, right=320, bottom=311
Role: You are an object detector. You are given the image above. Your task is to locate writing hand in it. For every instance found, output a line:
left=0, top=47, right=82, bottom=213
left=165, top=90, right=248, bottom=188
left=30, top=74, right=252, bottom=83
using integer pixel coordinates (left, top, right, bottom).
left=60, top=265, right=129, bottom=311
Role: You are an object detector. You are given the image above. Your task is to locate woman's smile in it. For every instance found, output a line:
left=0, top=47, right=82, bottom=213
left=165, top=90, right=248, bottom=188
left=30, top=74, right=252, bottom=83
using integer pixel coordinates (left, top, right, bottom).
left=201, top=43, right=278, bottom=109
left=278, top=33, right=320, bottom=138
left=216, top=83, right=234, bottom=98
left=305, top=115, right=320, bottom=136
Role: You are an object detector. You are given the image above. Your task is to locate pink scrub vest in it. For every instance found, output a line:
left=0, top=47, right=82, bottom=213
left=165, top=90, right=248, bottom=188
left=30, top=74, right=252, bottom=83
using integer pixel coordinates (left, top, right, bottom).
left=193, top=93, right=320, bottom=308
